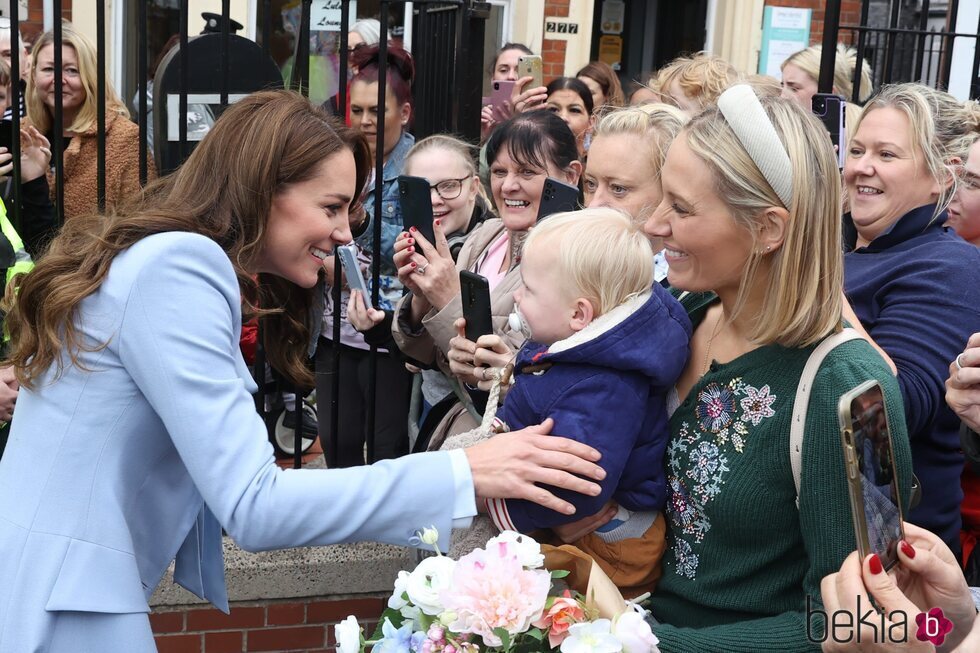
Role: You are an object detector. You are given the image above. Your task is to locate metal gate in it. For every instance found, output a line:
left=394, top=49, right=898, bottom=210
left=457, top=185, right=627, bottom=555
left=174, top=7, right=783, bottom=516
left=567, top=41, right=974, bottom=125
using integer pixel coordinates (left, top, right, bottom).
left=1, top=0, right=488, bottom=468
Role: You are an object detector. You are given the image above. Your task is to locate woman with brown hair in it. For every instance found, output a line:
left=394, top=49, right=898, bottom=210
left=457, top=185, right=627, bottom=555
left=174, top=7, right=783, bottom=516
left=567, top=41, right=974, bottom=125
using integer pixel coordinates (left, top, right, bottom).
left=576, top=61, right=624, bottom=110
left=0, top=90, right=606, bottom=652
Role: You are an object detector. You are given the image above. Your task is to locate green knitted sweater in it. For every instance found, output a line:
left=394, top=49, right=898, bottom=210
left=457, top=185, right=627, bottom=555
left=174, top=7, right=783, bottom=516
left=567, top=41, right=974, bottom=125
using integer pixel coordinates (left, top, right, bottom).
left=649, top=293, right=913, bottom=652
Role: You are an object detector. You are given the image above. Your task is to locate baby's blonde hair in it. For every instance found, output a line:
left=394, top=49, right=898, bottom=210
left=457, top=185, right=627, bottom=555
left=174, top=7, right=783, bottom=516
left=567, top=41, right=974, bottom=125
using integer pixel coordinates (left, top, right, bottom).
left=524, top=208, right=653, bottom=317
left=652, top=52, right=741, bottom=110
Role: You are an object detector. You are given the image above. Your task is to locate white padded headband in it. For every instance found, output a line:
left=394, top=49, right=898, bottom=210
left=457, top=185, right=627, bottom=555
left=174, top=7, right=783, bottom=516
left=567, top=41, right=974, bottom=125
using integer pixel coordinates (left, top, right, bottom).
left=717, top=84, right=794, bottom=208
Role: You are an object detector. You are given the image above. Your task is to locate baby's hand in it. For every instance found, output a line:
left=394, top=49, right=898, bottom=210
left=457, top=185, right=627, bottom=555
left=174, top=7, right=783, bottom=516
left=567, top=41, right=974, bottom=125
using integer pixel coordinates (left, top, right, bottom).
left=347, top=290, right=385, bottom=332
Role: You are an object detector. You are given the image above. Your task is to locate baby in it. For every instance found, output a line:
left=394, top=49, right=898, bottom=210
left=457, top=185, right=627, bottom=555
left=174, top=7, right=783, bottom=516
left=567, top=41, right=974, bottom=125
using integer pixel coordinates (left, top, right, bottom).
left=485, top=207, right=691, bottom=597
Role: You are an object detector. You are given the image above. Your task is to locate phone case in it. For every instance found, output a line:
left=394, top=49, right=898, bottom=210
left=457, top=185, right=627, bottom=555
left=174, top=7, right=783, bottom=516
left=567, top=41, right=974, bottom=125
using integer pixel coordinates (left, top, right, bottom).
left=460, top=271, right=493, bottom=342
left=812, top=93, right=846, bottom=168
left=537, top=177, right=579, bottom=221
left=398, top=175, right=435, bottom=245
left=838, top=379, right=906, bottom=571
left=518, top=55, right=543, bottom=89
left=490, top=80, right=516, bottom=112
left=337, top=244, right=369, bottom=297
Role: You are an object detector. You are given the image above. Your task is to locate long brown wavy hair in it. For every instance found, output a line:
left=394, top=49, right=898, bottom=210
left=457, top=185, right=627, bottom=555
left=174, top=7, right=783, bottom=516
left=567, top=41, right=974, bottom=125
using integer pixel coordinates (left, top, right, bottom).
left=5, top=89, right=370, bottom=389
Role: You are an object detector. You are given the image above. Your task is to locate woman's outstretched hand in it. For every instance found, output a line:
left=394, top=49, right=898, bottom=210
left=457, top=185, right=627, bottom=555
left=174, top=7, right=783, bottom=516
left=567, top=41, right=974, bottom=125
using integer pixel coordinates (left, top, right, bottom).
left=464, top=418, right=605, bottom=516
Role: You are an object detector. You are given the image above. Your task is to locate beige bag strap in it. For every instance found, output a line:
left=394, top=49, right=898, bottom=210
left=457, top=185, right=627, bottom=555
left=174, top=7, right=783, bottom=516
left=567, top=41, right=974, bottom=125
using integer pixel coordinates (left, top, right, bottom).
left=791, top=328, right=862, bottom=507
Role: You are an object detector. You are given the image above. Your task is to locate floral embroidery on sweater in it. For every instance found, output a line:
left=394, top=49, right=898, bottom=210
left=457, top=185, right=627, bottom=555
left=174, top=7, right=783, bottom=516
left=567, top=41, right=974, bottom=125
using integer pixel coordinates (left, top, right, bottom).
left=667, top=378, right=779, bottom=580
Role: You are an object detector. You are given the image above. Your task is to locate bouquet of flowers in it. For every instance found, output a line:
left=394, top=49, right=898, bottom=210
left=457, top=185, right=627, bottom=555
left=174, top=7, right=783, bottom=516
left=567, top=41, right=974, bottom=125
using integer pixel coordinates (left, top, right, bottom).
left=335, top=528, right=660, bottom=653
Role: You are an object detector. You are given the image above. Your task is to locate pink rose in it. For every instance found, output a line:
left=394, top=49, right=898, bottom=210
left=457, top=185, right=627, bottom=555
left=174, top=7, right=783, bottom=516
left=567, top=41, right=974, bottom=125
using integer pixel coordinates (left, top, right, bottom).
left=533, top=591, right=587, bottom=648
left=441, top=543, right=551, bottom=646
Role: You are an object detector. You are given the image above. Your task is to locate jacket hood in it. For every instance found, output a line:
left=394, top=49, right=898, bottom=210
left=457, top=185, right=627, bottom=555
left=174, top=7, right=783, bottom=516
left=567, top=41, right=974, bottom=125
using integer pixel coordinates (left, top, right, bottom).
left=516, top=284, right=691, bottom=388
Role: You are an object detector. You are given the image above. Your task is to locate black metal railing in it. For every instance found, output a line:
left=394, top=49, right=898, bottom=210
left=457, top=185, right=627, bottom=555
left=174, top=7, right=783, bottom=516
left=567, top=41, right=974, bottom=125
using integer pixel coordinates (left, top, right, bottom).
left=821, top=0, right=980, bottom=101
left=3, top=1, right=486, bottom=470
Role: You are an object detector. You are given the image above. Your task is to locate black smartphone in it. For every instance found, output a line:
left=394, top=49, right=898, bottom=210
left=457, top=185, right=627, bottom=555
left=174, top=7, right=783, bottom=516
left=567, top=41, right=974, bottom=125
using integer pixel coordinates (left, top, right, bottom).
left=812, top=92, right=846, bottom=169
left=398, top=175, right=435, bottom=244
left=459, top=271, right=493, bottom=342
left=537, top=177, right=579, bottom=221
left=838, top=380, right=906, bottom=571
left=0, top=124, right=12, bottom=153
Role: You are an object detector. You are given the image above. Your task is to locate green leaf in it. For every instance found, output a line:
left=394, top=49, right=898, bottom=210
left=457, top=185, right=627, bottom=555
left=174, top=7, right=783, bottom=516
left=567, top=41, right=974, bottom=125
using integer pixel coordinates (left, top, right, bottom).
left=550, top=570, right=570, bottom=579
left=368, top=610, right=405, bottom=641
left=493, top=627, right=512, bottom=651
left=525, top=628, right=545, bottom=641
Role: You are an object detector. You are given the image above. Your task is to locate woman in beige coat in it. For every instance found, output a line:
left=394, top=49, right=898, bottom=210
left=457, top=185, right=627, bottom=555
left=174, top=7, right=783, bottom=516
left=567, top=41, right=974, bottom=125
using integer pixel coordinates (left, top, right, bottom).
left=28, top=23, right=155, bottom=220
left=392, top=110, right=582, bottom=446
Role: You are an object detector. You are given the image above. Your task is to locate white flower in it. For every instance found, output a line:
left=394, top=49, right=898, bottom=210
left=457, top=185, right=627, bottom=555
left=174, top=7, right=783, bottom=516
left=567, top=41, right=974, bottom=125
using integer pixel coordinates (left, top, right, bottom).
left=388, top=570, right=422, bottom=621
left=560, top=620, right=623, bottom=653
left=485, top=530, right=545, bottom=569
left=405, top=555, right=457, bottom=616
left=419, top=526, right=440, bottom=546
left=613, top=608, right=660, bottom=653
left=334, top=615, right=362, bottom=653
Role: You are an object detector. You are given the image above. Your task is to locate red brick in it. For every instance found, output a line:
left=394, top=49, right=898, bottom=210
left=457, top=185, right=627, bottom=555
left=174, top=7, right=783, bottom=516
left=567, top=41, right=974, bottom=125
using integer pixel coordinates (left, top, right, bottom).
left=150, top=611, right=186, bottom=634
left=267, top=603, right=306, bottom=626
left=188, top=607, right=266, bottom=631
left=246, top=626, right=325, bottom=651
left=156, top=633, right=203, bottom=653
left=307, top=598, right=384, bottom=623
left=205, top=631, right=244, bottom=653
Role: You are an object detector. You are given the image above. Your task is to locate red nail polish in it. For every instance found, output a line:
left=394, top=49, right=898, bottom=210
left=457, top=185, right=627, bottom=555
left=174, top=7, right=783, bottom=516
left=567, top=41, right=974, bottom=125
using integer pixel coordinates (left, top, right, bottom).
left=411, top=262, right=417, bottom=268
left=868, top=553, right=883, bottom=575
left=434, top=219, right=442, bottom=227
left=408, top=238, right=414, bottom=245
left=407, top=247, right=414, bottom=254
left=409, top=226, right=417, bottom=233
left=900, top=540, right=916, bottom=559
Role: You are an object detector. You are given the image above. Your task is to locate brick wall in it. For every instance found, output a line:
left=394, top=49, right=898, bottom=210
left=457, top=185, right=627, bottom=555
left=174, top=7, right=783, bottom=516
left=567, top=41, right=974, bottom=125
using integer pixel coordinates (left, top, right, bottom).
left=19, top=0, right=71, bottom=45
left=151, top=595, right=386, bottom=653
left=764, top=0, right=864, bottom=46
left=542, top=0, right=570, bottom=81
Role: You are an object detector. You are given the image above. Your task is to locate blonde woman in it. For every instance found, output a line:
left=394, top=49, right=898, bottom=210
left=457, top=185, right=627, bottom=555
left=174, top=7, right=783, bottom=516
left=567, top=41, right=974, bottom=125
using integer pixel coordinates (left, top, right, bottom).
left=583, top=103, right=687, bottom=283
left=27, top=22, right=154, bottom=219
left=556, top=87, right=914, bottom=650
left=843, top=83, right=980, bottom=556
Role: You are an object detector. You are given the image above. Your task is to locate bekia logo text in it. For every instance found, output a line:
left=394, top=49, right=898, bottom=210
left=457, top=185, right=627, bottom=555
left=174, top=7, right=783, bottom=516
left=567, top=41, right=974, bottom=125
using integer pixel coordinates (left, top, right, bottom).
left=807, top=596, right=953, bottom=645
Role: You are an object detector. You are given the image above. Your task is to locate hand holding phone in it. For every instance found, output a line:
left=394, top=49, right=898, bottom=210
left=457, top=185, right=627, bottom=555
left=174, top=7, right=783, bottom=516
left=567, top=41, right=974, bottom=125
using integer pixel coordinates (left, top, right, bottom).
left=839, top=380, right=906, bottom=571
left=490, top=80, right=517, bottom=114
left=460, top=271, right=493, bottom=342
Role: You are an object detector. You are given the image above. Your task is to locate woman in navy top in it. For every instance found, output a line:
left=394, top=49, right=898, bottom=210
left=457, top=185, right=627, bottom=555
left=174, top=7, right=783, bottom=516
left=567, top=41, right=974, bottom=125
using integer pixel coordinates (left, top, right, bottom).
left=842, top=83, right=980, bottom=555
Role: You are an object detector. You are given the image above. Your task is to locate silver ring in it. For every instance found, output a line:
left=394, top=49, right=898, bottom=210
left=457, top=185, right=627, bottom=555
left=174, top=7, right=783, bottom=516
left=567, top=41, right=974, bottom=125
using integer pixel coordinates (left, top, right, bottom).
left=956, top=353, right=968, bottom=371
left=415, top=264, right=428, bottom=275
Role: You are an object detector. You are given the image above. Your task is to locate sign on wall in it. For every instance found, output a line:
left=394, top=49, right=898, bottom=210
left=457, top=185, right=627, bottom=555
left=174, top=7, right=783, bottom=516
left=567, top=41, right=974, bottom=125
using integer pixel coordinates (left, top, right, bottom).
left=758, top=6, right=811, bottom=78
left=311, top=0, right=358, bottom=32
left=544, top=17, right=581, bottom=41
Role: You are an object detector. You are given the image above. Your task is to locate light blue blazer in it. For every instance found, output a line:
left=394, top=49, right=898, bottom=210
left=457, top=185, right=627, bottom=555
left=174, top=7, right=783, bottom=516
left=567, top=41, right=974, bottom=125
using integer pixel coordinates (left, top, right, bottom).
left=0, top=233, right=470, bottom=652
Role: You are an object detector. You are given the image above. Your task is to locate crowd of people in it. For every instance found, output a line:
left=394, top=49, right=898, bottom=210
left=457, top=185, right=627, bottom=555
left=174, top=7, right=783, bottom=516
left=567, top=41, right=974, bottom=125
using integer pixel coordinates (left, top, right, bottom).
left=1, top=16, right=980, bottom=653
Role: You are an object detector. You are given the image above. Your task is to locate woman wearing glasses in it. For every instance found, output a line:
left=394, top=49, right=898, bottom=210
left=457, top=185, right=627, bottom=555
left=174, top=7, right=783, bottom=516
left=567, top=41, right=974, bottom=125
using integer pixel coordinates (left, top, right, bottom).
left=390, top=110, right=581, bottom=448
left=346, top=135, right=492, bottom=433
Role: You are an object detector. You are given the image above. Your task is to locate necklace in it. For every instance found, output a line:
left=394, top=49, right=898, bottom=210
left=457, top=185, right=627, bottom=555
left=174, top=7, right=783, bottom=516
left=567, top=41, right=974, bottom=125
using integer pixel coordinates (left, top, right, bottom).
left=702, top=309, right=724, bottom=375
